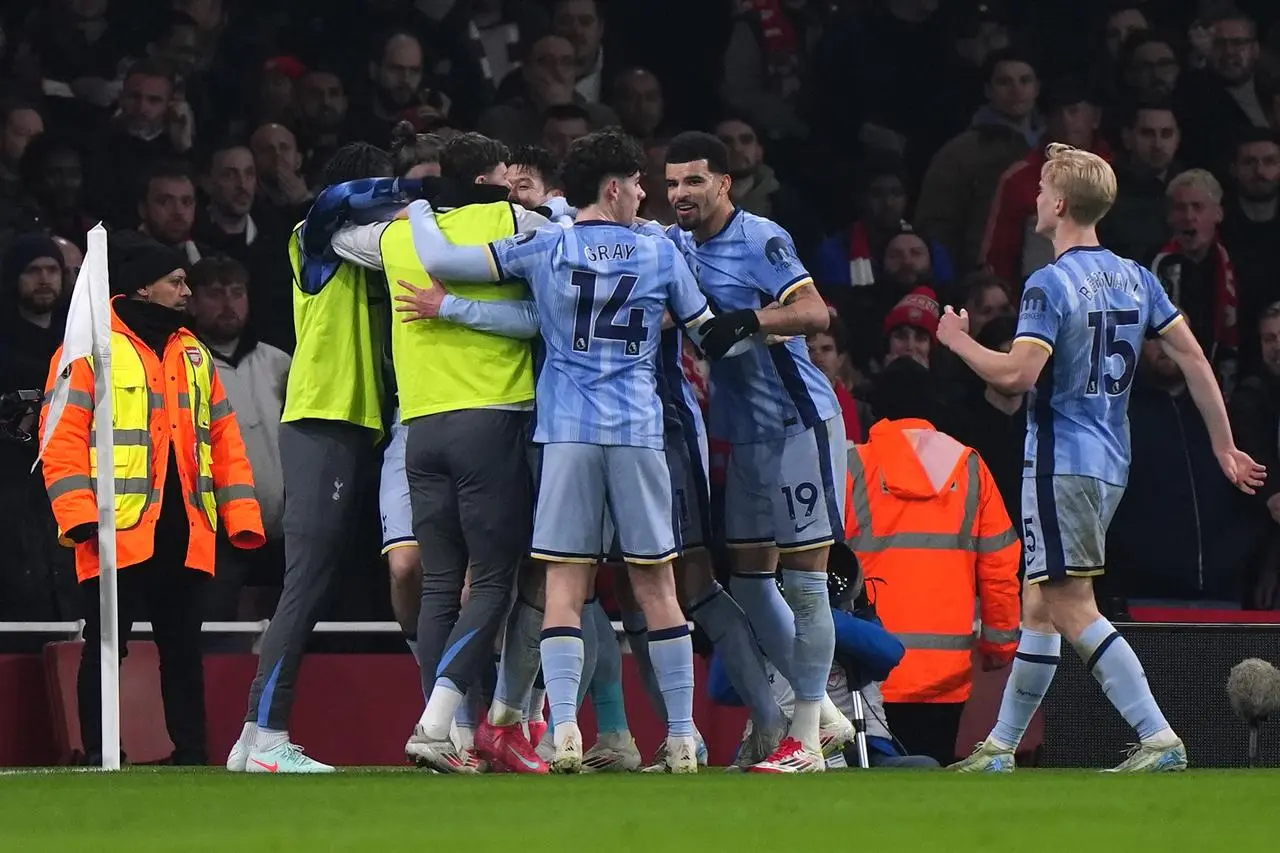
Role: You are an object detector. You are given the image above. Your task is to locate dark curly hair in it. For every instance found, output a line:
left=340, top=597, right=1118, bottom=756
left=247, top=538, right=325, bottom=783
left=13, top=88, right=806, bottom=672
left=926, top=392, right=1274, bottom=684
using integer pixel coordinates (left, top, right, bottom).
left=665, top=131, right=730, bottom=175
left=560, top=129, right=646, bottom=209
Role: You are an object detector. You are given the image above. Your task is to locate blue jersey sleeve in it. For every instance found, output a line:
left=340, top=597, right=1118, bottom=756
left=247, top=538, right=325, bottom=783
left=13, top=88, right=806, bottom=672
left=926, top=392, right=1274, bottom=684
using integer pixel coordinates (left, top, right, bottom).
left=1139, top=266, right=1183, bottom=337
left=744, top=220, right=813, bottom=304
left=1014, top=267, right=1065, bottom=353
left=489, top=226, right=559, bottom=282
left=664, top=242, right=712, bottom=327
left=439, top=295, right=540, bottom=339
left=301, top=177, right=421, bottom=263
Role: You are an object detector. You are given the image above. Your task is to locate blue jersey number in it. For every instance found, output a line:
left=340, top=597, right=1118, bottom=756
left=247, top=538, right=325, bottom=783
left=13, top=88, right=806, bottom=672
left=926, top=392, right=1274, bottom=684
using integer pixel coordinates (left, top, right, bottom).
left=1086, top=309, right=1140, bottom=396
left=570, top=270, right=648, bottom=355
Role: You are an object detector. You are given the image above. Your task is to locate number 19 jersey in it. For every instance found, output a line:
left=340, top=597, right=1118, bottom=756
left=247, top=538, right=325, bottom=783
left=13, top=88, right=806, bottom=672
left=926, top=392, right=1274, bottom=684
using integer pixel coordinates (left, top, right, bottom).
left=488, top=220, right=711, bottom=449
left=1015, top=245, right=1183, bottom=487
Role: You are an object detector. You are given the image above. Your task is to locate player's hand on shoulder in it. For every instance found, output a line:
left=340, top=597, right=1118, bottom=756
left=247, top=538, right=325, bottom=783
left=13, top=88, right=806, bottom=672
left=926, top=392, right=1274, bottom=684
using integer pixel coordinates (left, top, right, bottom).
left=936, top=305, right=970, bottom=349
left=1218, top=446, right=1267, bottom=495
left=538, top=196, right=577, bottom=221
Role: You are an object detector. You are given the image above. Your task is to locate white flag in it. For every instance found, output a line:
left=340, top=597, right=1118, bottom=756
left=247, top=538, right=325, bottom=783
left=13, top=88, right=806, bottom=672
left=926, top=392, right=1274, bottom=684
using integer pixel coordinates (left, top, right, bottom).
left=36, top=223, right=112, bottom=466
left=32, top=223, right=122, bottom=770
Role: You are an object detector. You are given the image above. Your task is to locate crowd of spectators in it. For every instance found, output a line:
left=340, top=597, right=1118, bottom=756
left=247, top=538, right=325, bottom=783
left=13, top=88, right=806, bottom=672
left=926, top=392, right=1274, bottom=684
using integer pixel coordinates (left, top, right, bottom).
left=3, top=0, right=1280, bottom=630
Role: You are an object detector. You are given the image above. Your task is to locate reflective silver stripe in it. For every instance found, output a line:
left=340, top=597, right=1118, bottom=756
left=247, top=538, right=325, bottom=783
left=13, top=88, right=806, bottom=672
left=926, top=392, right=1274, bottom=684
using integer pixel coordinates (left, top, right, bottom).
left=178, top=392, right=191, bottom=409
left=48, top=474, right=92, bottom=500
left=215, top=484, right=256, bottom=503
left=210, top=398, right=233, bottom=421
left=855, top=531, right=973, bottom=552
left=113, top=428, right=150, bottom=446
left=149, top=391, right=166, bottom=409
left=847, top=447, right=993, bottom=553
left=67, top=389, right=94, bottom=410
left=981, top=625, right=1020, bottom=644
left=112, top=477, right=153, bottom=495
left=190, top=475, right=219, bottom=511
left=896, top=632, right=975, bottom=651
left=959, top=453, right=981, bottom=537
left=977, top=527, right=1018, bottom=552
left=85, top=476, right=153, bottom=495
left=846, top=447, right=873, bottom=534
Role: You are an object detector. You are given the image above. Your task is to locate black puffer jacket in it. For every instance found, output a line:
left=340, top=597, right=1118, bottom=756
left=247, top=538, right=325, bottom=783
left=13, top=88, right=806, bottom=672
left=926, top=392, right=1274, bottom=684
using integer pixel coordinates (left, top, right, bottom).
left=1105, top=377, right=1266, bottom=603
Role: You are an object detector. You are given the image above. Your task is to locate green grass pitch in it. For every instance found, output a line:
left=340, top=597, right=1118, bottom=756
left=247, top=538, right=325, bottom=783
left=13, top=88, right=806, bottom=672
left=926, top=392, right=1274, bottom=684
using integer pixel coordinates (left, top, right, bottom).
left=1, top=769, right=1276, bottom=852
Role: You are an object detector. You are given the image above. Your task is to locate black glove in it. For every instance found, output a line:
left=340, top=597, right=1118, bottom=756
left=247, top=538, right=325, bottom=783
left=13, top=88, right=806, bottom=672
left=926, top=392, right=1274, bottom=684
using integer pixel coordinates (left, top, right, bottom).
left=65, top=522, right=98, bottom=544
left=698, top=309, right=760, bottom=360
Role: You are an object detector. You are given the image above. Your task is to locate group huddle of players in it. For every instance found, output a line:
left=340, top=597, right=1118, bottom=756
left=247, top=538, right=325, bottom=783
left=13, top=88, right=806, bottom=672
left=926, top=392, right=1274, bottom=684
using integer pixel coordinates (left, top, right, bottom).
left=389, top=128, right=855, bottom=775
left=231, top=128, right=1262, bottom=776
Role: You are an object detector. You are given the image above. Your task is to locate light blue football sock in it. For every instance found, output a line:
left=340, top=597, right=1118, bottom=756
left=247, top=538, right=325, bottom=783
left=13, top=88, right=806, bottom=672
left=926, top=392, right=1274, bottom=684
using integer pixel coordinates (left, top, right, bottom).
left=1073, top=617, right=1170, bottom=741
left=780, top=569, right=834, bottom=703
left=648, top=624, right=695, bottom=738
left=991, top=628, right=1059, bottom=749
left=732, top=572, right=796, bottom=680
left=539, top=628, right=584, bottom=732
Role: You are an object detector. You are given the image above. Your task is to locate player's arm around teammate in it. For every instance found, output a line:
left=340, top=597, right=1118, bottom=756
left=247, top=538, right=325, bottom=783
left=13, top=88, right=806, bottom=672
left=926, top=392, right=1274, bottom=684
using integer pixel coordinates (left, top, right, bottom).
left=659, top=132, right=855, bottom=772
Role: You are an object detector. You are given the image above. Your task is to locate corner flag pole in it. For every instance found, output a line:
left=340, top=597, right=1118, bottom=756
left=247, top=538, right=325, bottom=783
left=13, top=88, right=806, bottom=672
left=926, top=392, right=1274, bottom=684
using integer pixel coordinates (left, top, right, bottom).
left=88, top=224, right=120, bottom=772
left=37, top=223, right=118, bottom=770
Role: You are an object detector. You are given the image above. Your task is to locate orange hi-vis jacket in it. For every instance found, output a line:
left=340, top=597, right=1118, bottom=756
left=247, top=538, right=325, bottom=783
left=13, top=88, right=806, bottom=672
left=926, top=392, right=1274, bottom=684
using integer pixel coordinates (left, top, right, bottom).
left=845, top=418, right=1021, bottom=704
left=40, top=300, right=265, bottom=582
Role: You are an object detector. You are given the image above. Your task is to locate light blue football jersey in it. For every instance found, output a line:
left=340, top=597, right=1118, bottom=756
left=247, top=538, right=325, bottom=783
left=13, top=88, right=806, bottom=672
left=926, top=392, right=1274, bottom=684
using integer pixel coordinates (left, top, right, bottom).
left=665, top=210, right=837, bottom=443
left=489, top=220, right=710, bottom=449
left=1015, top=245, right=1183, bottom=486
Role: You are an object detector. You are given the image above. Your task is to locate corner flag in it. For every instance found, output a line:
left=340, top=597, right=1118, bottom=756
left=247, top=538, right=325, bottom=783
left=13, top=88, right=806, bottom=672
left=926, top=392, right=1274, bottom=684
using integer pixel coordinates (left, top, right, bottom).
left=37, top=223, right=121, bottom=771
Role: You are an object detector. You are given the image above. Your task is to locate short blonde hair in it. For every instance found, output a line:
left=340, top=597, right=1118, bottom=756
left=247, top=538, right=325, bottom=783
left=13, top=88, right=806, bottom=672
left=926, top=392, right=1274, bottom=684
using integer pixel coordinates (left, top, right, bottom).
left=1041, top=142, right=1117, bottom=226
left=1166, top=168, right=1223, bottom=205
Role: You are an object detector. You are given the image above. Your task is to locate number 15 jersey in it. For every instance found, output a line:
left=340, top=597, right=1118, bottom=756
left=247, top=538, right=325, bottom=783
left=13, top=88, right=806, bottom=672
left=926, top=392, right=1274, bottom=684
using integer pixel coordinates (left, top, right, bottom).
left=489, top=220, right=711, bottom=449
left=1015, top=245, right=1183, bottom=487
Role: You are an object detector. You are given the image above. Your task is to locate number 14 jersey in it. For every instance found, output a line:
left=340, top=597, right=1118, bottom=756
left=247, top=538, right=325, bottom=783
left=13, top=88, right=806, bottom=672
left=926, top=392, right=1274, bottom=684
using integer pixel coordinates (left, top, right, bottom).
left=1015, top=245, right=1183, bottom=487
left=488, top=220, right=710, bottom=449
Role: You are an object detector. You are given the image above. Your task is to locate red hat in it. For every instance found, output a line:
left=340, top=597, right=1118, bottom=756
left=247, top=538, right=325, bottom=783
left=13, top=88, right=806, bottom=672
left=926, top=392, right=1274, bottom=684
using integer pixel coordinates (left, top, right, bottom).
left=263, top=55, right=307, bottom=79
left=883, top=286, right=940, bottom=340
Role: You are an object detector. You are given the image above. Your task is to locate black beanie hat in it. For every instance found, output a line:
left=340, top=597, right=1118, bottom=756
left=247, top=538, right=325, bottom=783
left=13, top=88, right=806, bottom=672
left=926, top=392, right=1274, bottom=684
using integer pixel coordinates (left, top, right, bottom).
left=870, top=357, right=939, bottom=424
left=2, top=233, right=64, bottom=296
left=108, top=231, right=188, bottom=297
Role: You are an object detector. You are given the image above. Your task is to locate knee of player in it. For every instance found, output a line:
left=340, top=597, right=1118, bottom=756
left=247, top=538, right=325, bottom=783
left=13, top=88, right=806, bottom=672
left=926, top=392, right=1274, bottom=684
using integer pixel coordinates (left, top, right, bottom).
left=674, top=552, right=717, bottom=605
left=1019, top=579, right=1054, bottom=631
left=386, top=547, right=422, bottom=583
left=777, top=543, right=830, bottom=572
left=1043, top=577, right=1103, bottom=640
left=624, top=558, right=678, bottom=600
left=728, top=544, right=780, bottom=575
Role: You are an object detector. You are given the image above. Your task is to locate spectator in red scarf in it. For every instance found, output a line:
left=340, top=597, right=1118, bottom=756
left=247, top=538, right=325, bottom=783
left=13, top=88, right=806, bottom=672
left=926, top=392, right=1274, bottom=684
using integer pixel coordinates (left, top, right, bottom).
left=813, top=162, right=954, bottom=296
left=1151, top=168, right=1239, bottom=392
left=720, top=0, right=830, bottom=140
left=979, top=78, right=1111, bottom=292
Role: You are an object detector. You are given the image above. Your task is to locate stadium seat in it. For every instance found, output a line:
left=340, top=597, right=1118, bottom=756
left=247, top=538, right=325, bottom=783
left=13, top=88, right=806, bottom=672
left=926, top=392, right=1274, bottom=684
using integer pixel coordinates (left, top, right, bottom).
left=42, top=640, right=174, bottom=765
